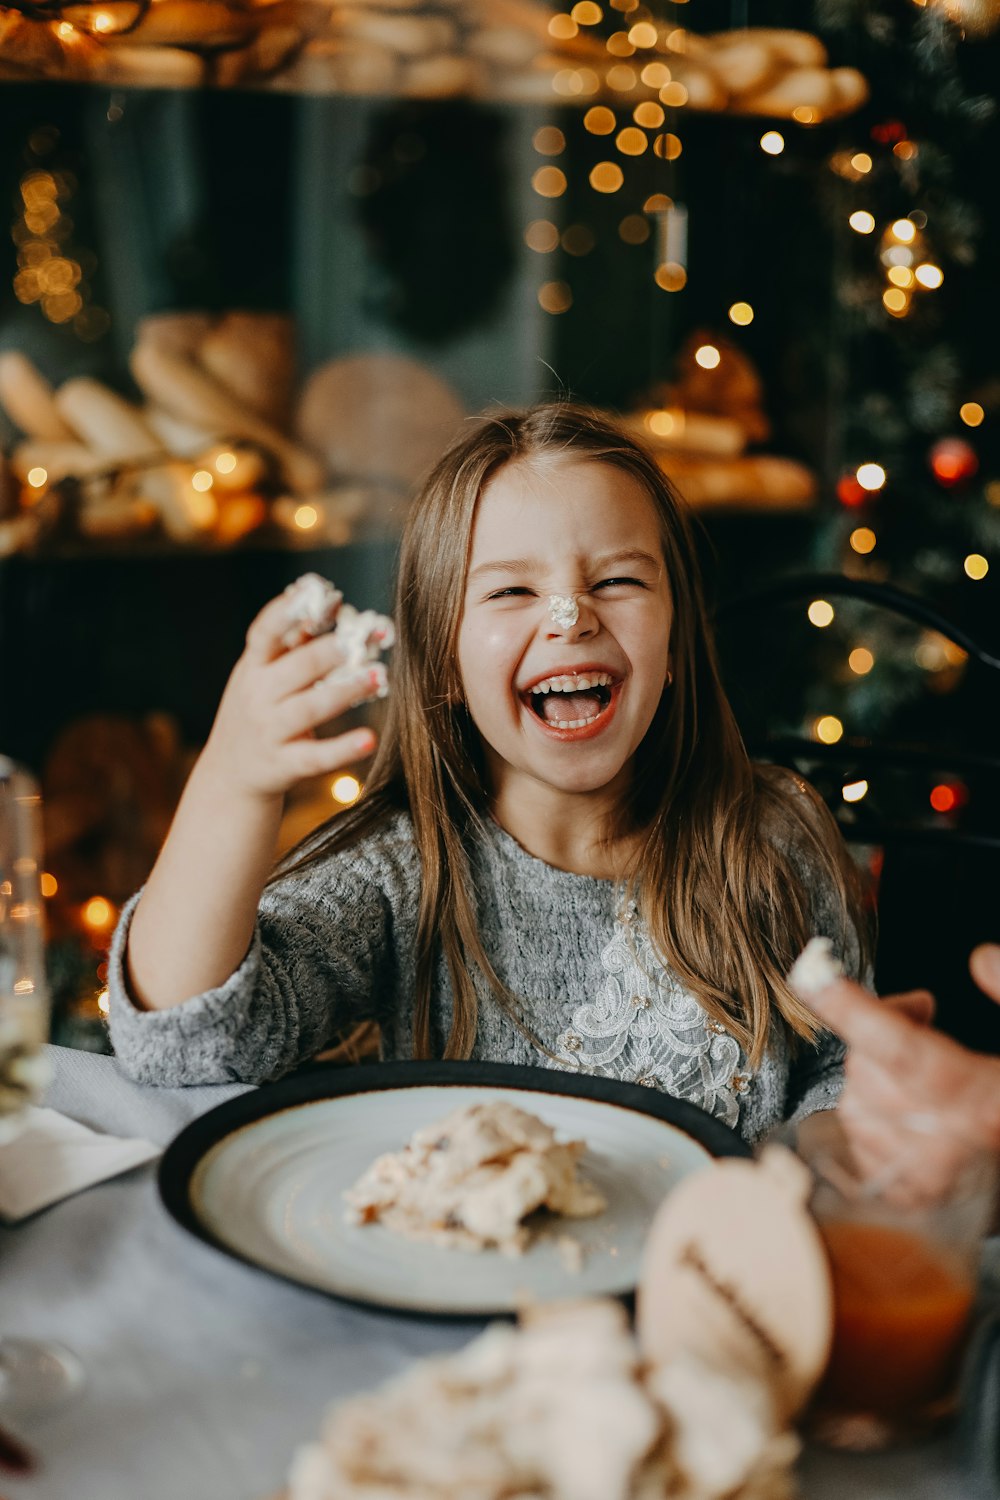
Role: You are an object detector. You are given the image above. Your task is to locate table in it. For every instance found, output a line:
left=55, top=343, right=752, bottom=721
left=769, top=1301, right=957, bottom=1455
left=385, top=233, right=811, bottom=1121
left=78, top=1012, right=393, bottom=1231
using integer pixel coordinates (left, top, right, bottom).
left=1, top=1047, right=996, bottom=1500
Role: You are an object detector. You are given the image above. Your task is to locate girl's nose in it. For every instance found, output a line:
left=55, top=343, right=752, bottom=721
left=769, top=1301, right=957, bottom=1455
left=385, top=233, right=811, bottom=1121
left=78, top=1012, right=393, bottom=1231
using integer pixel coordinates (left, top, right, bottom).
left=545, top=595, right=597, bottom=639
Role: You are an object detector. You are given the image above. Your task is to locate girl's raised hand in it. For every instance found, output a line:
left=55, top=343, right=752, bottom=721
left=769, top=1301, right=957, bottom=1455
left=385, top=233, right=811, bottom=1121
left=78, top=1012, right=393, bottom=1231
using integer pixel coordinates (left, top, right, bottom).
left=201, top=590, right=382, bottom=800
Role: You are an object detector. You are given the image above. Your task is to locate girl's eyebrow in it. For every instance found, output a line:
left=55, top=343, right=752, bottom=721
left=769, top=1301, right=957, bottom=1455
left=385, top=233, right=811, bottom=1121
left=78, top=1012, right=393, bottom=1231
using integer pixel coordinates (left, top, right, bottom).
left=468, top=548, right=662, bottom=582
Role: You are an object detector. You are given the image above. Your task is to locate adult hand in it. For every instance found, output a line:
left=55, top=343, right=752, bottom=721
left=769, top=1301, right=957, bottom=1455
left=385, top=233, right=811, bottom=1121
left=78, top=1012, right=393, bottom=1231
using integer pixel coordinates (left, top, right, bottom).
left=793, top=945, right=1000, bottom=1195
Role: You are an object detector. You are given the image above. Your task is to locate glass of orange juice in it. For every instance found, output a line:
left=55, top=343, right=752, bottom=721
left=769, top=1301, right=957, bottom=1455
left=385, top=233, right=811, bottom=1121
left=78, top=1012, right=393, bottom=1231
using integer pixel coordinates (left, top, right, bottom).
left=794, top=1112, right=996, bottom=1451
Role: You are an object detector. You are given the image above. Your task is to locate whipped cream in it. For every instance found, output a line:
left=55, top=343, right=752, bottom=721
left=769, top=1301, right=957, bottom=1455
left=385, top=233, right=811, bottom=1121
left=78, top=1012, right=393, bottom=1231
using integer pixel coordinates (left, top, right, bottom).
left=280, top=573, right=394, bottom=698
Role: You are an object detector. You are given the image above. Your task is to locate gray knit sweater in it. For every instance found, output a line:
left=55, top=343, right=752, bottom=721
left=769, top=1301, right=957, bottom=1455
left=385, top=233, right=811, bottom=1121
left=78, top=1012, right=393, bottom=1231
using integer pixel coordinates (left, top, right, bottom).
left=108, top=811, right=855, bottom=1145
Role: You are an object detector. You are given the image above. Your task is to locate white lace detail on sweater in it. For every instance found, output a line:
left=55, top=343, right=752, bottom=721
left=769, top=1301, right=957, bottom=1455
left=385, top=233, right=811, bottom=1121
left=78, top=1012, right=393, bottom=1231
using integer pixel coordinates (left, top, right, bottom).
left=548, top=908, right=748, bottom=1128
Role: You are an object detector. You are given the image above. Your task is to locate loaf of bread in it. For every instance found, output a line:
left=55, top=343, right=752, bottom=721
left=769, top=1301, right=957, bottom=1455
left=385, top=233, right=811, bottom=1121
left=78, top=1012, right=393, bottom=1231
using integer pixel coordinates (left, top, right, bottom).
left=0, top=353, right=77, bottom=442
left=131, top=339, right=324, bottom=494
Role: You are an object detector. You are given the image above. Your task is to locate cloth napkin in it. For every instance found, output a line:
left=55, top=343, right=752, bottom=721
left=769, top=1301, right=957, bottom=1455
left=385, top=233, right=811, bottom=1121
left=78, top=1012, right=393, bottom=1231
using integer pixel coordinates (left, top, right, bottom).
left=0, top=1104, right=161, bottom=1222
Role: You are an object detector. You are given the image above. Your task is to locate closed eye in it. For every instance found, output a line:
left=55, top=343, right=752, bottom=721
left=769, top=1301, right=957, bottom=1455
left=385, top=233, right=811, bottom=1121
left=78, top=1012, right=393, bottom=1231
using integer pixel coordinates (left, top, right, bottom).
left=592, top=576, right=648, bottom=592
left=485, top=586, right=536, bottom=600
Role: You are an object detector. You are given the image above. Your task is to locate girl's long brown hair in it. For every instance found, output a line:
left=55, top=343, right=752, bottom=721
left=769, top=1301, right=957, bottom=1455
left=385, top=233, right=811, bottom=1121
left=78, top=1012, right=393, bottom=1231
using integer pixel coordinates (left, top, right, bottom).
left=278, top=402, right=871, bottom=1065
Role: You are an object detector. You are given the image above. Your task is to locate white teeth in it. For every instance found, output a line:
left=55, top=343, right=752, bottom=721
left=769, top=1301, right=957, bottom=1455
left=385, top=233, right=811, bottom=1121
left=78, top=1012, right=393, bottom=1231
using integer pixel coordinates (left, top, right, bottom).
left=529, top=672, right=613, bottom=695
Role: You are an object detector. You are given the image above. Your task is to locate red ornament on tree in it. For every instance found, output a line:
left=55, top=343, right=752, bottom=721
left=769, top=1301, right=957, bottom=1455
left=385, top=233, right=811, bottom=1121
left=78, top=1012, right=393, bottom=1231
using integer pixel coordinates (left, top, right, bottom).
left=871, top=119, right=908, bottom=145
left=929, top=437, right=979, bottom=487
left=836, top=472, right=868, bottom=507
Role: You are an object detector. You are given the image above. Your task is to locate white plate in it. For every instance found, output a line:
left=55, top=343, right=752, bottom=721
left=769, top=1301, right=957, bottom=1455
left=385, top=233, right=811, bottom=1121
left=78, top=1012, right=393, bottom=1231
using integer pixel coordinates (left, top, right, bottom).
left=160, top=1063, right=747, bottom=1316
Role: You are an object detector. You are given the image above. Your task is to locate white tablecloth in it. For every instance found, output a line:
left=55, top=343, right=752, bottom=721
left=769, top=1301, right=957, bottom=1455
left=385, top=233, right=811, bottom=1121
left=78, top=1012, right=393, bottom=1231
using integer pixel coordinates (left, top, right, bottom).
left=0, top=1046, right=993, bottom=1500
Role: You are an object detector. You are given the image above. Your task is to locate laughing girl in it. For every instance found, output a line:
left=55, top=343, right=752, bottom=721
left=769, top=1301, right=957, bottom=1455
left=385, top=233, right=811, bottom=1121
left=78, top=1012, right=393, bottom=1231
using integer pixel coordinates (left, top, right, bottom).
left=109, top=402, right=869, bottom=1143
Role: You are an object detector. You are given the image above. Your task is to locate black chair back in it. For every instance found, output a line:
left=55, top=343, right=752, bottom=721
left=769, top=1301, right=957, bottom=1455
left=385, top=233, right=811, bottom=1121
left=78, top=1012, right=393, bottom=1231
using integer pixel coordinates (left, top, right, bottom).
left=714, top=573, right=1000, bottom=1055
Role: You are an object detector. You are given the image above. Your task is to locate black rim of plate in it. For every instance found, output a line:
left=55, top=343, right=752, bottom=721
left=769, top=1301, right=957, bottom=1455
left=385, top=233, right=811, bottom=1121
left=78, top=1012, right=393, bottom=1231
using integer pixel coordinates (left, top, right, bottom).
left=158, top=1059, right=752, bottom=1320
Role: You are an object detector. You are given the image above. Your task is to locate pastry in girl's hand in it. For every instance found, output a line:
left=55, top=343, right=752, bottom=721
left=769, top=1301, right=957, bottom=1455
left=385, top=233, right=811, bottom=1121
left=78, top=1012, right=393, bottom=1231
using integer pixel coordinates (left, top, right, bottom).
left=343, top=1099, right=607, bottom=1254
left=280, top=573, right=343, bottom=645
left=280, top=575, right=395, bottom=700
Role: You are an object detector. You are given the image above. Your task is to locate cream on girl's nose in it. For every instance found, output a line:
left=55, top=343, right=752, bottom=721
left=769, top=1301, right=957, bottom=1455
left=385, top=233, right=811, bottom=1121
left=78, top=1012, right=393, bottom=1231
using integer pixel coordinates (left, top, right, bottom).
left=548, top=594, right=579, bottom=629
left=544, top=594, right=597, bottom=638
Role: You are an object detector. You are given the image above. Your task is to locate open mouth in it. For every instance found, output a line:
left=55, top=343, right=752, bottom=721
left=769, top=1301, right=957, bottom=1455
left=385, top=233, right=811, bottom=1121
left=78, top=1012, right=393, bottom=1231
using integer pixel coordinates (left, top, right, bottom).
left=522, top=671, right=619, bottom=732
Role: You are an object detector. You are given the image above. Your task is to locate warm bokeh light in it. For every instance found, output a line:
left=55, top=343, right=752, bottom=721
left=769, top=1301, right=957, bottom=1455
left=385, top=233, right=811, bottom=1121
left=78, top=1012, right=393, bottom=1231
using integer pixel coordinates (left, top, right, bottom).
left=331, top=774, right=362, bottom=806
left=891, top=218, right=916, bottom=243
left=694, top=344, right=720, bottom=370
left=960, top=403, right=985, bottom=427
left=191, top=470, right=214, bottom=492
left=82, top=895, right=116, bottom=932
left=532, top=166, right=567, bottom=198
left=807, top=599, right=835, bottom=628
left=619, top=214, right=650, bottom=244
left=628, top=20, right=658, bottom=47
left=849, top=211, right=876, bottom=234
left=96, top=989, right=110, bottom=1016
left=525, top=219, right=560, bottom=253
left=214, top=451, right=238, bottom=474
left=887, top=266, right=914, bottom=288
left=640, top=62, right=671, bottom=88
left=653, top=133, right=684, bottom=162
left=26, top=467, right=48, bottom=488
left=659, top=82, right=689, bottom=107
left=814, top=716, right=845, bottom=745
left=655, top=263, right=687, bottom=291
left=964, top=553, right=989, bottom=580
left=837, top=473, right=867, bottom=507
left=849, top=647, right=875, bottom=675
left=533, top=126, right=566, bottom=155
left=856, top=463, right=886, bottom=491
left=606, top=29, right=635, bottom=55
left=572, top=0, right=603, bottom=21
left=851, top=152, right=873, bottom=173
left=792, top=106, right=820, bottom=125
left=584, top=105, right=617, bottom=135
left=883, top=287, right=909, bottom=315
left=539, top=281, right=573, bottom=313
left=589, top=162, right=625, bottom=192
left=643, top=193, right=672, bottom=214
left=728, top=302, right=754, bottom=326
left=615, top=127, right=648, bottom=156
left=842, top=779, right=869, bottom=803
left=760, top=131, right=785, bottom=155
left=548, top=12, right=579, bottom=38
left=914, top=634, right=968, bottom=672
left=607, top=64, right=638, bottom=91
left=553, top=69, right=585, bottom=96
left=40, top=872, right=58, bottom=898
left=931, top=438, right=977, bottom=485
left=293, top=505, right=319, bottom=530
left=915, top=262, right=944, bottom=289
left=850, top=527, right=877, bottom=554
left=930, top=783, right=960, bottom=814
left=634, top=101, right=665, bottom=128
left=648, top=410, right=680, bottom=436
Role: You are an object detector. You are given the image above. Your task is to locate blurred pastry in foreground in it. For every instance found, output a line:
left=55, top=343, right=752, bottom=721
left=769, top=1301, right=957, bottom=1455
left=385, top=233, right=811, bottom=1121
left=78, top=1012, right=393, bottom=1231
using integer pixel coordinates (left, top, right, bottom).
left=287, top=1297, right=800, bottom=1500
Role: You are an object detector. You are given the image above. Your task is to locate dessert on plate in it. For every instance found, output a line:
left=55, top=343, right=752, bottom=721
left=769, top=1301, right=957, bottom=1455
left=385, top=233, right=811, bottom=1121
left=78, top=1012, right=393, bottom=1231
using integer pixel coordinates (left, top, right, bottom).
left=343, top=1099, right=607, bottom=1255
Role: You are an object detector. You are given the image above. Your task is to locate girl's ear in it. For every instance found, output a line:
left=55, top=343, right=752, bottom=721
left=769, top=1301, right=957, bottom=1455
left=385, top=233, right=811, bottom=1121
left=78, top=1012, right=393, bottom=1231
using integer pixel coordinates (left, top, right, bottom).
left=665, top=662, right=674, bottom=687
